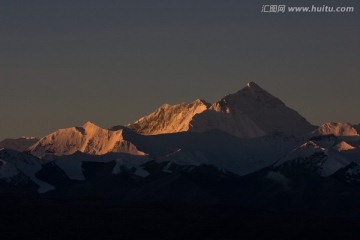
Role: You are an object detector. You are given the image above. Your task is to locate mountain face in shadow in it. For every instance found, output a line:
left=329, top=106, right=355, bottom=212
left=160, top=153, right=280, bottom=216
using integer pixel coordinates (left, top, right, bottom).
left=1, top=82, right=360, bottom=216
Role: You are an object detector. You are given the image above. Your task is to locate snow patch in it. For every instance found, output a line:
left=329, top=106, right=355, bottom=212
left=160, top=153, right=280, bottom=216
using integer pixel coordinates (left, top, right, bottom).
left=16, top=160, right=55, bottom=193
left=55, top=158, right=85, bottom=181
left=112, top=158, right=149, bottom=177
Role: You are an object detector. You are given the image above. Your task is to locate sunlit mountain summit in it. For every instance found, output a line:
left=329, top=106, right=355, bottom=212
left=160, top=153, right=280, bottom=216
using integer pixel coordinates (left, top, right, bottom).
left=0, top=82, right=360, bottom=213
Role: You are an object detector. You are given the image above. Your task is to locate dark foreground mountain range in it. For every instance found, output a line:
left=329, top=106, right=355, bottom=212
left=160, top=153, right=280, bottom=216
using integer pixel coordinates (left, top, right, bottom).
left=1, top=82, right=360, bottom=239
left=1, top=82, right=360, bottom=211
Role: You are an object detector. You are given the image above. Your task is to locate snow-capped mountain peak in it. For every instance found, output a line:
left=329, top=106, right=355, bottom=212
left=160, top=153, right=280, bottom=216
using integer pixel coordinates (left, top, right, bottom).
left=246, top=81, right=261, bottom=88
left=82, top=121, right=98, bottom=129
left=127, top=99, right=211, bottom=135
left=333, top=141, right=356, bottom=151
left=313, top=122, right=359, bottom=136
left=127, top=82, right=316, bottom=138
left=28, top=122, right=145, bottom=157
left=243, top=81, right=274, bottom=96
left=210, top=82, right=284, bottom=113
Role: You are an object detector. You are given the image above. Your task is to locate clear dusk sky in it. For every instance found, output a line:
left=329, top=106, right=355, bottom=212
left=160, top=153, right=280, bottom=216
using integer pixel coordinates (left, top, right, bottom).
left=0, top=0, right=359, bottom=139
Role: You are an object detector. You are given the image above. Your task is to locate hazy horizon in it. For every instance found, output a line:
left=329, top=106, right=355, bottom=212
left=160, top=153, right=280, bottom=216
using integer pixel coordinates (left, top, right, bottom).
left=1, top=0, right=359, bottom=139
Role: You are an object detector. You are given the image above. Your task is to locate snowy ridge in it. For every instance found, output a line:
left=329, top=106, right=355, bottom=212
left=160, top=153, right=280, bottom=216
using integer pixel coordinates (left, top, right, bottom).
left=128, top=82, right=316, bottom=138
left=313, top=122, right=359, bottom=136
left=0, top=148, right=151, bottom=193
left=0, top=149, right=55, bottom=193
left=44, top=151, right=151, bottom=181
left=2, top=81, right=360, bottom=210
left=28, top=121, right=146, bottom=158
left=127, top=99, right=210, bottom=135
left=275, top=135, right=360, bottom=177
left=126, top=130, right=300, bottom=176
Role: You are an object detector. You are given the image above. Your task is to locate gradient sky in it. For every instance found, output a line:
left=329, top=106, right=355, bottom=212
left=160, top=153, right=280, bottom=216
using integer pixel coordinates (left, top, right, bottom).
left=1, top=0, right=359, bottom=139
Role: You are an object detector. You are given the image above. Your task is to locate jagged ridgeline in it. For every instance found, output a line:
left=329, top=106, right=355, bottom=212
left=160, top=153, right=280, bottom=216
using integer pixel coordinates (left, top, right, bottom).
left=1, top=82, right=360, bottom=213
left=127, top=82, right=316, bottom=137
